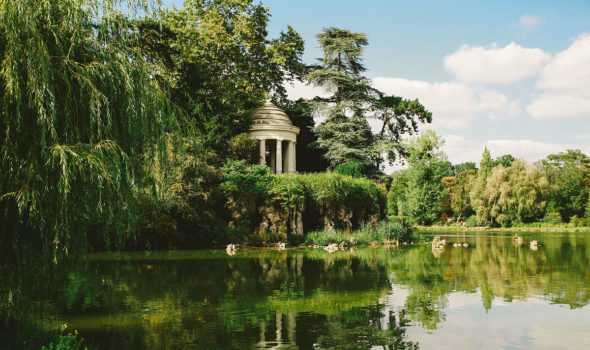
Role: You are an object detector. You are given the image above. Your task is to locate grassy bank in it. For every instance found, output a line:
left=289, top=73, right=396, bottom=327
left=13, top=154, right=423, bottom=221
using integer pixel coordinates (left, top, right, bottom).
left=416, top=225, right=590, bottom=233
left=303, top=221, right=416, bottom=246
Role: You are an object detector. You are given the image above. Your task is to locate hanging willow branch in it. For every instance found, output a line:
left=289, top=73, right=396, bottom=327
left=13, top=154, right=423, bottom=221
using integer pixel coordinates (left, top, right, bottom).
left=0, top=0, right=180, bottom=260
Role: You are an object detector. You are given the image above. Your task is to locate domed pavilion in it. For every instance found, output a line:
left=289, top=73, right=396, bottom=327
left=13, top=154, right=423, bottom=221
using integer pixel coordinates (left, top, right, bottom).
left=248, top=101, right=300, bottom=174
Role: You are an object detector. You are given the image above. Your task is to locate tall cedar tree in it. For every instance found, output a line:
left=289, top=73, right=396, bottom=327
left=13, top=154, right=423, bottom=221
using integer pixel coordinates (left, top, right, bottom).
left=308, top=28, right=432, bottom=174
left=308, top=28, right=381, bottom=175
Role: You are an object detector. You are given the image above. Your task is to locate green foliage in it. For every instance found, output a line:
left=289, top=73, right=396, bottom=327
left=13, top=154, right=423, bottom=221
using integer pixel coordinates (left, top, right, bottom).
left=304, top=221, right=415, bottom=246
left=221, top=160, right=272, bottom=197
left=304, top=231, right=348, bottom=245
left=220, top=162, right=386, bottom=237
left=453, top=162, right=477, bottom=174
left=42, top=332, right=85, bottom=350
left=133, top=0, right=305, bottom=155
left=305, top=27, right=431, bottom=175
left=479, top=148, right=494, bottom=176
left=227, top=133, right=258, bottom=163
left=569, top=215, right=584, bottom=227
left=476, top=160, right=549, bottom=226
left=334, top=160, right=365, bottom=178
left=465, top=215, right=480, bottom=227
left=493, top=154, right=515, bottom=167
left=402, top=130, right=446, bottom=164
left=387, top=172, right=408, bottom=217
left=380, top=220, right=414, bottom=242
left=308, top=28, right=380, bottom=174
left=540, top=149, right=590, bottom=222
left=0, top=0, right=180, bottom=261
left=544, top=211, right=563, bottom=225
left=443, top=169, right=476, bottom=221
left=470, top=148, right=495, bottom=225
left=394, top=144, right=589, bottom=228
left=374, top=95, right=432, bottom=164
left=390, top=131, right=453, bottom=225
left=314, top=116, right=381, bottom=175
left=270, top=172, right=386, bottom=213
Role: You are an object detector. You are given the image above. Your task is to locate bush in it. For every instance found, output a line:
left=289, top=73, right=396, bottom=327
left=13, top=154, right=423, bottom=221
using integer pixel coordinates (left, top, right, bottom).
left=380, top=220, right=414, bottom=242
left=333, top=160, right=364, bottom=178
left=465, top=215, right=479, bottom=227
left=228, top=133, right=258, bottom=163
left=303, top=220, right=415, bottom=246
left=220, top=163, right=387, bottom=243
left=496, top=214, right=511, bottom=228
left=544, top=211, right=563, bottom=225
left=42, top=333, right=84, bottom=350
left=569, top=215, right=583, bottom=227
left=304, top=231, right=347, bottom=245
left=220, top=160, right=272, bottom=196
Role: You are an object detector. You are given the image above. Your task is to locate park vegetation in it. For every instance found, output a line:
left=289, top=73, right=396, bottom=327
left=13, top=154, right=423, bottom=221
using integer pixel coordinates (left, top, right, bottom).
left=1, top=0, right=589, bottom=348
left=0, top=0, right=433, bottom=262
left=388, top=133, right=590, bottom=228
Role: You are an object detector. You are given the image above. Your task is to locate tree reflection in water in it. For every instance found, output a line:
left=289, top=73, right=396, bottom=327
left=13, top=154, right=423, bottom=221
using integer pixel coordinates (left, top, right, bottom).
left=3, top=232, right=590, bottom=349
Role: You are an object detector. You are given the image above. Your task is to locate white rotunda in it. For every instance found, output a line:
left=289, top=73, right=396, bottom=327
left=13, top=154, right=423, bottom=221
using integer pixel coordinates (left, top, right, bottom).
left=248, top=101, right=300, bottom=174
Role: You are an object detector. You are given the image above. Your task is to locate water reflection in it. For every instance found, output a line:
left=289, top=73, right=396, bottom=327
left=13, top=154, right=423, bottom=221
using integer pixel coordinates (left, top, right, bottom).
left=3, top=232, right=590, bottom=349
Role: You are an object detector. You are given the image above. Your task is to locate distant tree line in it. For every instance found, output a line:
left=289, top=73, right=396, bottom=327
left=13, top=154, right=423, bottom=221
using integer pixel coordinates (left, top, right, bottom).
left=389, top=132, right=590, bottom=227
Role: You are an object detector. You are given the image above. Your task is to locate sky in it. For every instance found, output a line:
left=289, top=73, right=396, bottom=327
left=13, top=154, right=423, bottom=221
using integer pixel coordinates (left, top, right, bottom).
left=167, top=0, right=590, bottom=166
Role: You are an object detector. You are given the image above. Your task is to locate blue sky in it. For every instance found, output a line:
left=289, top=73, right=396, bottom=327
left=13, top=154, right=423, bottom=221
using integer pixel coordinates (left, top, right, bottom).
left=166, top=1, right=590, bottom=165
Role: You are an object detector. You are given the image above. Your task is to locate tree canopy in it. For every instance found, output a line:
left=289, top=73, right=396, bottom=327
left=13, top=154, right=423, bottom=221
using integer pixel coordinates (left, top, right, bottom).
left=0, top=0, right=183, bottom=261
left=133, top=0, right=306, bottom=156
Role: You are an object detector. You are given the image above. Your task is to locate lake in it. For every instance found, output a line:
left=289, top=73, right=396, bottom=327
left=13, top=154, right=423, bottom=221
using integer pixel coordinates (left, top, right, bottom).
left=4, top=231, right=590, bottom=349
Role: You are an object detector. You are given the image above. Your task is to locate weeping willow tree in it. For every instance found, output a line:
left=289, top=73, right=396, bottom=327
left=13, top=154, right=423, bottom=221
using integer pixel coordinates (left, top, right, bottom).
left=0, top=0, right=180, bottom=288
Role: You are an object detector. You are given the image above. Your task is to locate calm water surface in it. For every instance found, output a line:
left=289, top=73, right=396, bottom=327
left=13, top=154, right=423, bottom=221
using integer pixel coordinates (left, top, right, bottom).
left=5, top=232, right=590, bottom=349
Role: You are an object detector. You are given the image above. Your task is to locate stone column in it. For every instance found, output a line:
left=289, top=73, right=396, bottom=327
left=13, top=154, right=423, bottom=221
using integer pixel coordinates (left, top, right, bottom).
left=283, top=142, right=289, bottom=173
left=270, top=140, right=276, bottom=173
left=289, top=142, right=296, bottom=173
left=259, top=139, right=266, bottom=166
left=276, top=140, right=283, bottom=174
left=292, top=142, right=297, bottom=173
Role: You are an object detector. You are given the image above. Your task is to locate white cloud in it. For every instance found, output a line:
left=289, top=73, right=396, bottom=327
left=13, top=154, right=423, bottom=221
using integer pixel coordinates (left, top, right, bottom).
left=536, top=34, right=590, bottom=92
left=444, top=43, right=550, bottom=85
left=283, top=80, right=329, bottom=100
left=516, top=15, right=542, bottom=32
left=528, top=34, right=590, bottom=120
left=527, top=94, right=590, bottom=120
left=372, top=77, right=519, bottom=129
left=442, top=134, right=590, bottom=165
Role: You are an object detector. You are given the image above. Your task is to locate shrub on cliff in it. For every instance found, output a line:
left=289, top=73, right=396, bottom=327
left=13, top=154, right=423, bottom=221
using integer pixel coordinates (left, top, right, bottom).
left=221, top=161, right=387, bottom=239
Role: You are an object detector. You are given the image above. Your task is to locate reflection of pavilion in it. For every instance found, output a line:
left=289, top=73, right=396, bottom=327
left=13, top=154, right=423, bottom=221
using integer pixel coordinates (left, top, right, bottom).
left=257, top=312, right=297, bottom=349
left=249, top=102, right=300, bottom=174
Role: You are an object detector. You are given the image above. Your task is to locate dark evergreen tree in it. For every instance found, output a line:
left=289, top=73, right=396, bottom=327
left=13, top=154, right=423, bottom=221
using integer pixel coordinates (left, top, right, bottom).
left=308, top=28, right=381, bottom=175
left=308, top=27, right=432, bottom=175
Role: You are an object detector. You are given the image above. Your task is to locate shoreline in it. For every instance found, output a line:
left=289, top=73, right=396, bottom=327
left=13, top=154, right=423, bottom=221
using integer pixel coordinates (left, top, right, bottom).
left=416, top=225, right=590, bottom=233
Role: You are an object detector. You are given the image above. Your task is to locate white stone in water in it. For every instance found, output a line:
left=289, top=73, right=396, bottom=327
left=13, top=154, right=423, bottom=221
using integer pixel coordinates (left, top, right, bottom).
left=324, top=243, right=339, bottom=253
left=226, top=244, right=238, bottom=255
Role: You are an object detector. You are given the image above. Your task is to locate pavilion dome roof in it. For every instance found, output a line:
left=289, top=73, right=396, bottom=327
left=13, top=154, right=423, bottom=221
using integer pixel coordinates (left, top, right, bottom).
left=251, top=101, right=295, bottom=127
